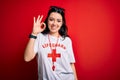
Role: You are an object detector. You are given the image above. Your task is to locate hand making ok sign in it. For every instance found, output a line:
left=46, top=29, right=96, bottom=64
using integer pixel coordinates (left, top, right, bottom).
left=32, top=15, right=46, bottom=35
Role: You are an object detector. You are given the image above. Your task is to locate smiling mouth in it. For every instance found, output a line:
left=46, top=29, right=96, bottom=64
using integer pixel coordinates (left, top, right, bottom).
left=51, top=26, right=58, bottom=30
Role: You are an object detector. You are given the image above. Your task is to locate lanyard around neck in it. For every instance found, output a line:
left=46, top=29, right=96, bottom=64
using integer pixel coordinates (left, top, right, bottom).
left=48, top=34, right=59, bottom=50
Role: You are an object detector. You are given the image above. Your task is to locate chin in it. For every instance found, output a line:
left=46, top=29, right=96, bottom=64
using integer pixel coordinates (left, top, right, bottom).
left=50, top=30, right=58, bottom=33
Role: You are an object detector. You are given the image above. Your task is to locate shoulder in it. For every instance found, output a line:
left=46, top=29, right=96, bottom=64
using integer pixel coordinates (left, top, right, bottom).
left=62, top=36, right=72, bottom=44
left=63, top=37, right=73, bottom=49
left=65, top=37, right=71, bottom=41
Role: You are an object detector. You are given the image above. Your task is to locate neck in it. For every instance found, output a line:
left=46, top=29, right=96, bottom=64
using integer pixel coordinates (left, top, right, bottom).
left=49, top=32, right=59, bottom=37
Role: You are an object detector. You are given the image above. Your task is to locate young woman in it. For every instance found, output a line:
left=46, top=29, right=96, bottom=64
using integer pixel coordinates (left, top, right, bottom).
left=24, top=6, right=78, bottom=80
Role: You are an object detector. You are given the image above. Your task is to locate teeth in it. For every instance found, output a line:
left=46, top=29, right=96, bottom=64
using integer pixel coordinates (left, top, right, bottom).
left=51, top=26, right=57, bottom=29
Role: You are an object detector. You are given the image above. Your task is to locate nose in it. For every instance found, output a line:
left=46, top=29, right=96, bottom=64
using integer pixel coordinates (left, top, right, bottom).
left=53, top=20, right=57, bottom=26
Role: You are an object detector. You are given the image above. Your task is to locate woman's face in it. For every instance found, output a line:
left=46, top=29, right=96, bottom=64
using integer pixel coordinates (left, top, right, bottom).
left=48, top=12, right=63, bottom=34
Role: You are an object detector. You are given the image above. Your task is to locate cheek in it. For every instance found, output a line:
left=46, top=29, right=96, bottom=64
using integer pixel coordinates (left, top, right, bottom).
left=48, top=21, right=52, bottom=25
left=48, top=22, right=53, bottom=28
left=59, top=23, right=63, bottom=27
left=58, top=24, right=62, bottom=30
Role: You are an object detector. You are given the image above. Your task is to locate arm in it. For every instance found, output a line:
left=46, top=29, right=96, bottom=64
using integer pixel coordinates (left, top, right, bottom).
left=67, top=38, right=78, bottom=79
left=24, top=15, right=46, bottom=62
left=24, top=37, right=36, bottom=62
left=71, top=63, right=78, bottom=80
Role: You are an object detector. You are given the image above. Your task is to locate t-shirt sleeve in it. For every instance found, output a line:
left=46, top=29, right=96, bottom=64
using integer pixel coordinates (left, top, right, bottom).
left=66, top=38, right=75, bottom=63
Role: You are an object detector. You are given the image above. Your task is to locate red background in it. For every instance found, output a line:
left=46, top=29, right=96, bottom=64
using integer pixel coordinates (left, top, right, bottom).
left=0, top=0, right=120, bottom=80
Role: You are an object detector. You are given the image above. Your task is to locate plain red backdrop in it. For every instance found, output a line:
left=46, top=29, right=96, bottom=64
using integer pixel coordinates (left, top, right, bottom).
left=0, top=0, right=120, bottom=80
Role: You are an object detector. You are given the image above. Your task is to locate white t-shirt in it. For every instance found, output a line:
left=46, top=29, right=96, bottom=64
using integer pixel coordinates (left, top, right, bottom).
left=34, top=33, right=75, bottom=80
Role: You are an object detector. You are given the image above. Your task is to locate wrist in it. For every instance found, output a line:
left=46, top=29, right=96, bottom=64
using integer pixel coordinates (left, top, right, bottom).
left=31, top=32, right=38, bottom=36
left=29, top=34, right=37, bottom=39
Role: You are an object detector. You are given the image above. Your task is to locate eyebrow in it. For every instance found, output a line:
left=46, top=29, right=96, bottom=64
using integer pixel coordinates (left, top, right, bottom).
left=49, top=17, right=62, bottom=20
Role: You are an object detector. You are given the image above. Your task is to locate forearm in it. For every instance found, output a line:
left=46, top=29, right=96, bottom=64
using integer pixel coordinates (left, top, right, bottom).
left=71, top=63, right=78, bottom=80
left=24, top=38, right=36, bottom=62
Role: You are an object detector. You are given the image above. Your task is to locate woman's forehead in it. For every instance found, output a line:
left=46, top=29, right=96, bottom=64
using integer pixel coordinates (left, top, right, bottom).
left=49, top=12, right=62, bottom=19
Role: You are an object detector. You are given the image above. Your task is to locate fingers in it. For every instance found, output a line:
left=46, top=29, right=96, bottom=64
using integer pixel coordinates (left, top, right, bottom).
left=37, top=15, right=40, bottom=21
left=39, top=15, right=43, bottom=22
left=34, top=15, right=43, bottom=23
left=37, top=15, right=43, bottom=22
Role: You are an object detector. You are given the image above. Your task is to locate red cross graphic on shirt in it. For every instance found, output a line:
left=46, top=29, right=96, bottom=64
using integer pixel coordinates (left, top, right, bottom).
left=48, top=49, right=61, bottom=71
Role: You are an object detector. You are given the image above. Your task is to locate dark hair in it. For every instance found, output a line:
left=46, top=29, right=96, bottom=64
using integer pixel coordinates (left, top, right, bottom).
left=42, top=6, right=69, bottom=38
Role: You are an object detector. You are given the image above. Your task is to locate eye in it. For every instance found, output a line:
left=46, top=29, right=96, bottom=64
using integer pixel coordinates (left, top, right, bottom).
left=57, top=19, right=62, bottom=22
left=49, top=18, right=54, bottom=21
